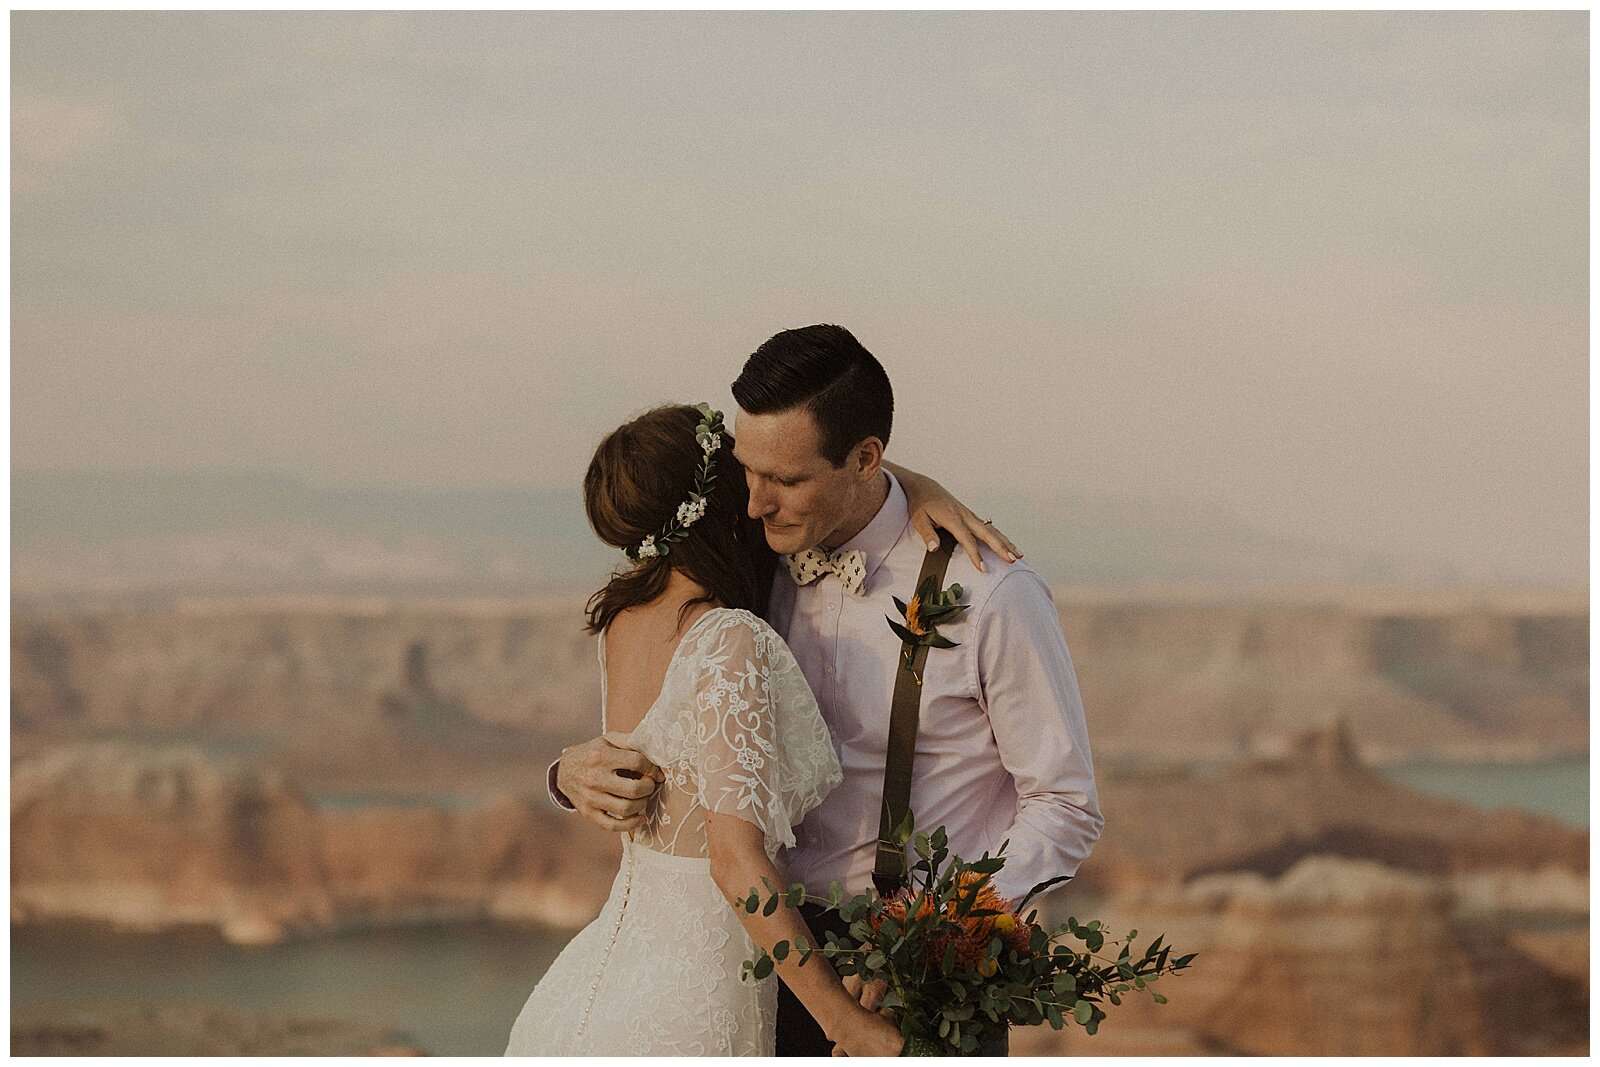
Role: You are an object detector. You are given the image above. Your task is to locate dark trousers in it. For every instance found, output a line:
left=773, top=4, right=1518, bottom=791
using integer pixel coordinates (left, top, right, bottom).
left=775, top=903, right=1009, bottom=1057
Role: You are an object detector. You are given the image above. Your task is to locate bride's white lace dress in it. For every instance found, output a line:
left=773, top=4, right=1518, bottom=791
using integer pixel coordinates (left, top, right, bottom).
left=504, top=607, right=843, bottom=1056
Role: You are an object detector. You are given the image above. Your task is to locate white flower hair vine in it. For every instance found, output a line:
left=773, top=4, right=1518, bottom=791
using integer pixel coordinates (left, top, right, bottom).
left=626, top=403, right=724, bottom=564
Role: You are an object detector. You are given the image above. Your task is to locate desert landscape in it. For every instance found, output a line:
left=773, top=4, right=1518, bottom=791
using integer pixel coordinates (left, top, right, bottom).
left=13, top=7, right=1586, bottom=1058
left=10, top=587, right=1588, bottom=1054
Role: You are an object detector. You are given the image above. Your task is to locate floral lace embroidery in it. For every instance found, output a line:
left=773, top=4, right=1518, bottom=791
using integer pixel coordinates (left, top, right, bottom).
left=630, top=608, right=842, bottom=860
left=503, top=608, right=843, bottom=1057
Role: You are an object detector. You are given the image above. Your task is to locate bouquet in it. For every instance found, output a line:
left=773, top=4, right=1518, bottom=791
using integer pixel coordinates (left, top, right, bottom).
left=739, top=821, right=1195, bottom=1055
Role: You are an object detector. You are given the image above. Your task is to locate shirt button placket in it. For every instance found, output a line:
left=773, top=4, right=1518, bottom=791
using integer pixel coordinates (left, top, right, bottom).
left=824, top=586, right=841, bottom=691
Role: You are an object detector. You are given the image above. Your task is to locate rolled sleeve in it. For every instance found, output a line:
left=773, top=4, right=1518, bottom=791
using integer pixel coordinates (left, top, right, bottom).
left=547, top=757, right=576, bottom=812
left=976, top=569, right=1103, bottom=902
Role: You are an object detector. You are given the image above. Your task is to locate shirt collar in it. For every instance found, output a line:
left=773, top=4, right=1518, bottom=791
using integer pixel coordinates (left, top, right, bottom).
left=835, top=468, right=910, bottom=587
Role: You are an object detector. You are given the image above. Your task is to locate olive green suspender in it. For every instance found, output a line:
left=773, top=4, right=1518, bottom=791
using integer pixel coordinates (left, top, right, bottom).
left=871, top=529, right=957, bottom=899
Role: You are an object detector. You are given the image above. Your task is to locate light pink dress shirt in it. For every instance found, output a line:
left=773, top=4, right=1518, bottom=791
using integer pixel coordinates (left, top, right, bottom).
left=771, top=469, right=1102, bottom=904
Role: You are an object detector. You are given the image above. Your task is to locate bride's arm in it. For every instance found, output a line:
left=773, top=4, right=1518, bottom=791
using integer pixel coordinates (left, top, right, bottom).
left=707, top=813, right=903, bottom=1057
left=882, top=460, right=1022, bottom=573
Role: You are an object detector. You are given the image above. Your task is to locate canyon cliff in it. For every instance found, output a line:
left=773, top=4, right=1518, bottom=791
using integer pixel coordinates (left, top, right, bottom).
left=11, top=590, right=1587, bottom=775
left=1015, top=854, right=1586, bottom=1056
left=11, top=593, right=1587, bottom=1056
left=11, top=741, right=620, bottom=944
left=1076, top=717, right=1587, bottom=895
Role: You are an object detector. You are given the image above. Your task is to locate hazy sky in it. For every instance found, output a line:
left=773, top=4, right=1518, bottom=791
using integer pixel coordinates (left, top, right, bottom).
left=11, top=11, right=1588, bottom=586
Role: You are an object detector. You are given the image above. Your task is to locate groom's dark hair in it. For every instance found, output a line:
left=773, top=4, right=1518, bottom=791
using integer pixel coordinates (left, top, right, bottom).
left=732, top=324, right=893, bottom=467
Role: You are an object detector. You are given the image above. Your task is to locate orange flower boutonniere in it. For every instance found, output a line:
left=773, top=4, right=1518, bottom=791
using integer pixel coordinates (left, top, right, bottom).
left=886, top=574, right=970, bottom=673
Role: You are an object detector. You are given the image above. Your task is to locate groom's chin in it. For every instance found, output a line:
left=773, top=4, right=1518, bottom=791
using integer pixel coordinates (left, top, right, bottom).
left=761, top=523, right=807, bottom=555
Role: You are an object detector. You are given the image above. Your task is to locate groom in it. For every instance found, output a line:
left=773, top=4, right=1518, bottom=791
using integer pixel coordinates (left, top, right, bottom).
left=552, top=324, right=1103, bottom=1056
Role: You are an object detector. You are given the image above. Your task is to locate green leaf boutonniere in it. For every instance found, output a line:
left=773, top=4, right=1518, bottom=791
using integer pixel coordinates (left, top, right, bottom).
left=886, top=574, right=970, bottom=676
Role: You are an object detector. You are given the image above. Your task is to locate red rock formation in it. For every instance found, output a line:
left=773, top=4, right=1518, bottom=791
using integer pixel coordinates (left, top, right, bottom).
left=10, top=593, right=1587, bottom=775
left=1077, top=719, right=1588, bottom=896
left=11, top=741, right=618, bottom=944
left=11, top=742, right=330, bottom=943
left=1016, top=855, right=1586, bottom=1056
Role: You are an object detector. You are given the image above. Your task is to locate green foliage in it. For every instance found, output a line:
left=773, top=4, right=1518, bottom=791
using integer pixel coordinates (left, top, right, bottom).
left=625, top=404, right=724, bottom=562
left=885, top=575, right=973, bottom=670
left=736, top=821, right=1198, bottom=1055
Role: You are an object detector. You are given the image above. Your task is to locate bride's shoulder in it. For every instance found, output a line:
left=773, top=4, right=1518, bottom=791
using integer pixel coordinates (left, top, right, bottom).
left=690, top=607, right=790, bottom=653
left=692, top=605, right=769, bottom=636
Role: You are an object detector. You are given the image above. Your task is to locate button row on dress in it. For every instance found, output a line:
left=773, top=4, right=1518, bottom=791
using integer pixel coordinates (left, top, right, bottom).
left=574, top=846, right=635, bottom=1043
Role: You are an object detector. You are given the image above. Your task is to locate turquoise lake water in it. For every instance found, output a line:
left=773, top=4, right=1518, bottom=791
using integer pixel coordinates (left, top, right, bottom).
left=11, top=921, right=566, bottom=1056
left=13, top=755, right=1587, bottom=1055
left=1374, top=753, right=1589, bottom=827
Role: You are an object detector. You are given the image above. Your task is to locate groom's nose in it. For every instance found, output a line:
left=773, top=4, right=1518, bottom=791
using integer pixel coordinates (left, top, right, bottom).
left=747, top=479, right=778, bottom=519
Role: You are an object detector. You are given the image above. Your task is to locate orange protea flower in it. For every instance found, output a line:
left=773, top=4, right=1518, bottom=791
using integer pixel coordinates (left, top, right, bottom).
left=867, top=870, right=1039, bottom=976
left=871, top=889, right=937, bottom=932
left=1001, top=915, right=1038, bottom=956
left=927, top=915, right=998, bottom=971
left=904, top=594, right=928, bottom=635
left=951, top=871, right=1040, bottom=963
left=954, top=869, right=1006, bottom=910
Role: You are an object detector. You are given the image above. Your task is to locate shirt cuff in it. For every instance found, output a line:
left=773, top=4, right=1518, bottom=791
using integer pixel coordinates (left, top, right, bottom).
left=548, top=758, right=576, bottom=811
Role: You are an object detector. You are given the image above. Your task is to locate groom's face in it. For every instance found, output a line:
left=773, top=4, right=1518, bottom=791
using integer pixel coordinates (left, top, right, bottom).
left=732, top=405, right=872, bottom=555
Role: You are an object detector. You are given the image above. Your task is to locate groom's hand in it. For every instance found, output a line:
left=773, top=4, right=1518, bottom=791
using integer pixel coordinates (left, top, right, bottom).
left=841, top=973, right=889, bottom=1013
left=556, top=732, right=664, bottom=833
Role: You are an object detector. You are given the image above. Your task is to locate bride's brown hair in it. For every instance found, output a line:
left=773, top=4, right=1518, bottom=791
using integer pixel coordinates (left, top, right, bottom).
left=583, top=404, right=775, bottom=635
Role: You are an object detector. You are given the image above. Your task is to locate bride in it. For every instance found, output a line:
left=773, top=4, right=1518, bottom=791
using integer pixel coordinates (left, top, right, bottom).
left=504, top=402, right=983, bottom=1057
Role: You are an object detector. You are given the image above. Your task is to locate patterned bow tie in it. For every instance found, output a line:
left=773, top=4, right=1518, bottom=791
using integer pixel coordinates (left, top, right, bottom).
left=785, top=548, right=868, bottom=596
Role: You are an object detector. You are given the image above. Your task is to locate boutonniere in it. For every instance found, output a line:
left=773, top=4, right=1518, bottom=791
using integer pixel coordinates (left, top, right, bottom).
left=886, top=574, right=970, bottom=679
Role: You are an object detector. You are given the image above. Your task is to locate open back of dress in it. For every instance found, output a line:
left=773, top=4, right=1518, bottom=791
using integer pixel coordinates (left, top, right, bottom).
left=504, top=606, right=841, bottom=1056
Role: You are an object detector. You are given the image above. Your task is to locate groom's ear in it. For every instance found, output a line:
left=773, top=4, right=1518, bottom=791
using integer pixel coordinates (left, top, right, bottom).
left=850, top=436, right=885, bottom=481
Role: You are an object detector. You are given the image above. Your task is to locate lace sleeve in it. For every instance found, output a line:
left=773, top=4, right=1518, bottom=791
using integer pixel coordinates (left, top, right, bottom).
left=689, top=611, right=842, bottom=857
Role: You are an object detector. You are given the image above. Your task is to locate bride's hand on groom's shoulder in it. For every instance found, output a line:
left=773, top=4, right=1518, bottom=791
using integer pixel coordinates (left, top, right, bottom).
left=555, top=733, right=664, bottom=833
left=891, top=463, right=1022, bottom=573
